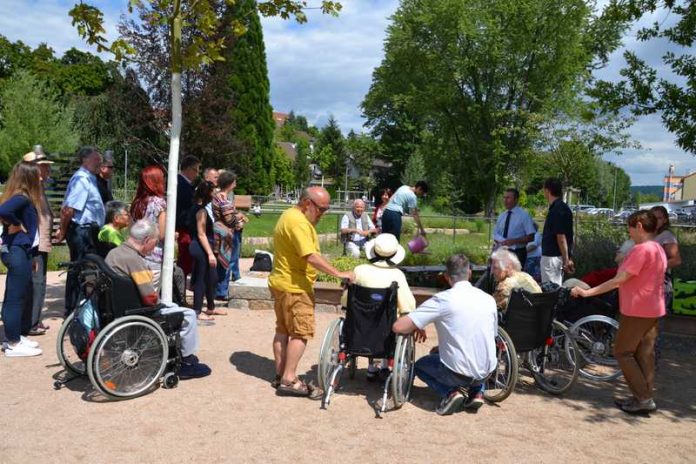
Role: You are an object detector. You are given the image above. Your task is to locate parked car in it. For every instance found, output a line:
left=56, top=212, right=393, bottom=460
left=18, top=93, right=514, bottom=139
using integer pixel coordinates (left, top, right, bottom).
left=588, top=208, right=614, bottom=217
left=572, top=204, right=596, bottom=213
left=613, top=210, right=634, bottom=223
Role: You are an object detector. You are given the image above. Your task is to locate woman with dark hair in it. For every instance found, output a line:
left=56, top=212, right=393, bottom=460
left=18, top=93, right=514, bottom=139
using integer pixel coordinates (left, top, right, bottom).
left=649, top=205, right=682, bottom=310
left=0, top=161, right=43, bottom=357
left=372, top=188, right=392, bottom=232
left=130, top=165, right=167, bottom=289
left=188, top=181, right=223, bottom=321
left=212, top=171, right=243, bottom=301
left=572, top=210, right=667, bottom=414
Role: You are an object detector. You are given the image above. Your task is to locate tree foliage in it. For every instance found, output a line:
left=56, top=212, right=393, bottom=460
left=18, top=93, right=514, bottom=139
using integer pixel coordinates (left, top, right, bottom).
left=316, top=115, right=345, bottom=180
left=0, top=70, right=79, bottom=173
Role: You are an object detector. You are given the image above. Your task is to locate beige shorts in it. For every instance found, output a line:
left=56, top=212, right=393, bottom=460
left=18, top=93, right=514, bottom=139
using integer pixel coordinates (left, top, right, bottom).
left=270, top=288, right=315, bottom=339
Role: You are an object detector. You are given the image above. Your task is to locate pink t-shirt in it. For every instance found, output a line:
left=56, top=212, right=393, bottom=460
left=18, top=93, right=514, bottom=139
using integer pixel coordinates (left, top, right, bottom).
left=618, top=240, right=667, bottom=318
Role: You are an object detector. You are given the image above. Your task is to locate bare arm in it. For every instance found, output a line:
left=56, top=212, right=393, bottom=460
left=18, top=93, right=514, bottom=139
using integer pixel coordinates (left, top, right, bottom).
left=664, top=243, right=682, bottom=269
left=196, top=209, right=215, bottom=257
left=55, top=206, right=75, bottom=242
left=571, top=271, right=633, bottom=299
left=556, top=233, right=575, bottom=273
left=392, top=315, right=418, bottom=334
left=305, top=253, right=355, bottom=281
left=157, top=211, right=166, bottom=241
left=412, top=208, right=426, bottom=234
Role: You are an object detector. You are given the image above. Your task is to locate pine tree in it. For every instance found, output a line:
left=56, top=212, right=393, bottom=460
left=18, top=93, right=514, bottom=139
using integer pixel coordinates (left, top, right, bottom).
left=316, top=115, right=345, bottom=180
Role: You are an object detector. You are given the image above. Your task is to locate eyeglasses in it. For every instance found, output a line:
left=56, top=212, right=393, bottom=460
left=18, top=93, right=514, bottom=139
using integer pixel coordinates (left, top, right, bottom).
left=310, top=198, right=330, bottom=213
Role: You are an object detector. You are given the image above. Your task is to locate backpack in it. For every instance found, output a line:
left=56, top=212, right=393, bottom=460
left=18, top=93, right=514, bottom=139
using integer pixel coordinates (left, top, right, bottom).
left=250, top=250, right=273, bottom=272
left=69, top=298, right=101, bottom=361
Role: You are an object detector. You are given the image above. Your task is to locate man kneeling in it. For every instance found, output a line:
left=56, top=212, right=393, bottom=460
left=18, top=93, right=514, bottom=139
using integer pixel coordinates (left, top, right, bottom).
left=106, top=219, right=211, bottom=379
left=393, top=254, right=497, bottom=415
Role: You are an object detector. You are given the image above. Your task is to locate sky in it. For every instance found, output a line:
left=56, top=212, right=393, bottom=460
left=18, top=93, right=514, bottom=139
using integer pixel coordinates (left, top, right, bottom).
left=1, top=0, right=695, bottom=186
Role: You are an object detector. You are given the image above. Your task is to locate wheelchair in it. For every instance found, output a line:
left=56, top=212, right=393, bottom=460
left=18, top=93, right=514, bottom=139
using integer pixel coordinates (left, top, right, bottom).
left=55, top=254, right=183, bottom=400
left=317, top=282, right=416, bottom=415
left=556, top=289, right=621, bottom=382
left=483, top=289, right=580, bottom=401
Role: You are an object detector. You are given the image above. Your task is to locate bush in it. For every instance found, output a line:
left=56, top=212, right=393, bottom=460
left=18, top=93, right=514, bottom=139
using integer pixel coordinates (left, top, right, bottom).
left=315, top=256, right=365, bottom=284
left=573, top=218, right=627, bottom=277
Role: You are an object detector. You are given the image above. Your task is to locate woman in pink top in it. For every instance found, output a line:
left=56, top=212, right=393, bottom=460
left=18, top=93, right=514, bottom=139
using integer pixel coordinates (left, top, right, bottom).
left=571, top=210, right=667, bottom=414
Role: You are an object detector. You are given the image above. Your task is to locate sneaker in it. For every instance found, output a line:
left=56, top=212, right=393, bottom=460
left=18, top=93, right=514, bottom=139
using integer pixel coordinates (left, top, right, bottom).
left=366, top=365, right=379, bottom=382
left=4, top=341, right=42, bottom=357
left=179, top=360, right=212, bottom=379
left=619, top=398, right=657, bottom=414
left=463, top=392, right=485, bottom=411
left=20, top=336, right=40, bottom=348
left=436, top=390, right=465, bottom=416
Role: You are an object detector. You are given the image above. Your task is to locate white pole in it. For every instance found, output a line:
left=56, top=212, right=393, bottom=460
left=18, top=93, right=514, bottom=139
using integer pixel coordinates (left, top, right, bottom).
left=612, top=167, right=618, bottom=211
left=124, top=148, right=128, bottom=197
left=160, top=71, right=182, bottom=304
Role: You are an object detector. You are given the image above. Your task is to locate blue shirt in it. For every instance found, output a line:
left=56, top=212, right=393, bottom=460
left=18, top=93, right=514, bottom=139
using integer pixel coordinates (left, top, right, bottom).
left=385, top=185, right=417, bottom=214
left=493, top=206, right=536, bottom=249
left=0, top=194, right=38, bottom=251
left=63, top=167, right=105, bottom=226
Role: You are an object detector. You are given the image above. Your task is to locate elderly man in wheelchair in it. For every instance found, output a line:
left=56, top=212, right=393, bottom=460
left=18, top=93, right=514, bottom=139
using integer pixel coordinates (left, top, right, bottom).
left=104, top=219, right=211, bottom=381
left=393, top=254, right=498, bottom=415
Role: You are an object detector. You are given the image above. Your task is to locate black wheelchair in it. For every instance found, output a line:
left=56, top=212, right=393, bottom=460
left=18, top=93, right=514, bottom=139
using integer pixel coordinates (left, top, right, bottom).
left=55, top=254, right=183, bottom=400
left=484, top=289, right=580, bottom=402
left=317, top=282, right=416, bottom=415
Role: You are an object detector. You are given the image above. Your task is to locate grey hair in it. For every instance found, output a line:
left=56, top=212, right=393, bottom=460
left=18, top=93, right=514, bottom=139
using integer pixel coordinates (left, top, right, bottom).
left=352, top=199, right=365, bottom=208
left=129, top=219, right=159, bottom=242
left=77, top=146, right=100, bottom=162
left=102, top=150, right=114, bottom=163
left=445, top=254, right=470, bottom=282
left=491, top=248, right=521, bottom=272
left=105, top=200, right=127, bottom=224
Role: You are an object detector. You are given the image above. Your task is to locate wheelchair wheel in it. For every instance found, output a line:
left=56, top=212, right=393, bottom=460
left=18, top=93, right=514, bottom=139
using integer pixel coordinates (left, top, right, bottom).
left=318, top=318, right=343, bottom=390
left=87, top=315, right=168, bottom=400
left=391, top=334, right=415, bottom=408
left=56, top=312, right=86, bottom=376
left=568, top=315, right=621, bottom=382
left=529, top=320, right=579, bottom=395
left=484, top=327, right=518, bottom=403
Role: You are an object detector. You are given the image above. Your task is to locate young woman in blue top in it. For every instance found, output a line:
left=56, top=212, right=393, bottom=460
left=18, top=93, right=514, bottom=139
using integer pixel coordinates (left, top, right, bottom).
left=0, top=161, right=43, bottom=357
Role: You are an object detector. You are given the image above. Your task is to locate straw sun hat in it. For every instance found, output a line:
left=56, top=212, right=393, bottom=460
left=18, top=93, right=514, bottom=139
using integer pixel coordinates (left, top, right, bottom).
left=364, top=233, right=406, bottom=267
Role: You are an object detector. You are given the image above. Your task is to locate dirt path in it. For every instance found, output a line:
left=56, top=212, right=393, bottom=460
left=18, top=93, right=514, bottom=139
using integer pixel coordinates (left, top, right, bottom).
left=0, top=273, right=695, bottom=463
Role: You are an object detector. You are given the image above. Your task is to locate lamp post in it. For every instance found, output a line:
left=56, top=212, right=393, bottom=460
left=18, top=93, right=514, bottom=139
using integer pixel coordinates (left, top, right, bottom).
left=612, top=166, right=618, bottom=211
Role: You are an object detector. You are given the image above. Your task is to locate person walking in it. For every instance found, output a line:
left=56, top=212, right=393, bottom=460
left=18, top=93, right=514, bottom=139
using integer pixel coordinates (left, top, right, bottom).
left=381, top=181, right=428, bottom=241
left=55, top=147, right=105, bottom=314
left=22, top=151, right=54, bottom=335
left=269, top=187, right=354, bottom=397
left=0, top=161, right=43, bottom=357
left=540, top=178, right=574, bottom=285
left=493, top=188, right=535, bottom=266
left=571, top=210, right=667, bottom=414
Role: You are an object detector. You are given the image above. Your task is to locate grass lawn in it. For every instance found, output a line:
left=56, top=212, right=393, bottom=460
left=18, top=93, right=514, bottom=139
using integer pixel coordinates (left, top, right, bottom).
left=243, top=212, right=341, bottom=237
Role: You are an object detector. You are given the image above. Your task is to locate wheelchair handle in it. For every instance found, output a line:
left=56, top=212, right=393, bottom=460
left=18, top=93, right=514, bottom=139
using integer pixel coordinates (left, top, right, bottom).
left=57, top=261, right=79, bottom=269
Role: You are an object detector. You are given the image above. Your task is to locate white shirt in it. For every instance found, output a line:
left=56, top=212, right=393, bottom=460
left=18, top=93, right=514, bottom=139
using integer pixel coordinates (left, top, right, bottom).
left=526, top=232, right=542, bottom=259
left=340, top=212, right=375, bottom=243
left=408, top=281, right=497, bottom=379
left=493, top=206, right=536, bottom=250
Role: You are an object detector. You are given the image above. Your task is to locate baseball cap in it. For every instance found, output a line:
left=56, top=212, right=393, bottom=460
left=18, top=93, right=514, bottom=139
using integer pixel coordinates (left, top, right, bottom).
left=23, top=151, right=54, bottom=164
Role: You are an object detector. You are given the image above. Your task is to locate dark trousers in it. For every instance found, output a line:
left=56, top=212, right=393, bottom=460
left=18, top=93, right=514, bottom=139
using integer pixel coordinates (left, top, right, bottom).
left=414, top=353, right=484, bottom=399
left=65, top=223, right=98, bottom=314
left=1, top=246, right=34, bottom=343
left=189, top=240, right=216, bottom=314
left=381, top=209, right=402, bottom=241
left=31, top=252, right=48, bottom=327
left=512, top=247, right=527, bottom=270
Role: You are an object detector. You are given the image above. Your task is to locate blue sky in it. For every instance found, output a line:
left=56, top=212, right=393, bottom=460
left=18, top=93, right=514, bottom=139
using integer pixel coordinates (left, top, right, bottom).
left=1, top=0, right=694, bottom=185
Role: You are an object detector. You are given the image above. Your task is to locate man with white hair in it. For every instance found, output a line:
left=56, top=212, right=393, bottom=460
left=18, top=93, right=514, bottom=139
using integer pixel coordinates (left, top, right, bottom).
left=490, top=248, right=541, bottom=311
left=340, top=199, right=377, bottom=258
left=106, top=219, right=211, bottom=379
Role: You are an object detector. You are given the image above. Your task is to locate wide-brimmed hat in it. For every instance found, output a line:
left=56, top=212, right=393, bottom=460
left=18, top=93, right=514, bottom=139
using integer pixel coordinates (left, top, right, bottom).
left=23, top=151, right=54, bottom=164
left=364, top=233, right=406, bottom=267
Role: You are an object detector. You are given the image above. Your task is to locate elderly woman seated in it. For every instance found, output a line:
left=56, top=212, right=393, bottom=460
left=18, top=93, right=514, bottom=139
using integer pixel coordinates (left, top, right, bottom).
left=491, top=248, right=541, bottom=311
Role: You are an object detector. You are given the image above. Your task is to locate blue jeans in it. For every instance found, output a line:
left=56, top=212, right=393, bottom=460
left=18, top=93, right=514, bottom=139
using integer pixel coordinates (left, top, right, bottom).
left=414, top=353, right=484, bottom=399
left=31, top=252, right=48, bottom=327
left=1, top=246, right=34, bottom=343
left=215, top=230, right=242, bottom=298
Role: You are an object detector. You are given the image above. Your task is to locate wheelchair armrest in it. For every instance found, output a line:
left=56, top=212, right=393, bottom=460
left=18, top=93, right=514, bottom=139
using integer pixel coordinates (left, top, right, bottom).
left=124, top=303, right=165, bottom=317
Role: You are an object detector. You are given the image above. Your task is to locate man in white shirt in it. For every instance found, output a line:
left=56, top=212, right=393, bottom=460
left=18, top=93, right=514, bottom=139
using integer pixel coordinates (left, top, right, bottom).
left=493, top=188, right=536, bottom=267
left=393, top=254, right=497, bottom=415
left=340, top=199, right=378, bottom=258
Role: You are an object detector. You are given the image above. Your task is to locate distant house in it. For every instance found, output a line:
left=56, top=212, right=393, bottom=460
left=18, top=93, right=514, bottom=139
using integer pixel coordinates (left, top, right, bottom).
left=273, top=112, right=289, bottom=127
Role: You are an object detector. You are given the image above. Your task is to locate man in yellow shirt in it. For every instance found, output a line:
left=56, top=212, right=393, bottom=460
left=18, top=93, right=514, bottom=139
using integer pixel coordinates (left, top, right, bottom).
left=269, top=187, right=354, bottom=398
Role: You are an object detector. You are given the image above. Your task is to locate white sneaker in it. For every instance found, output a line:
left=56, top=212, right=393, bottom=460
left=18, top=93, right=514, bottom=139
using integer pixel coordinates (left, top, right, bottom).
left=20, top=336, right=39, bottom=348
left=4, top=341, right=42, bottom=357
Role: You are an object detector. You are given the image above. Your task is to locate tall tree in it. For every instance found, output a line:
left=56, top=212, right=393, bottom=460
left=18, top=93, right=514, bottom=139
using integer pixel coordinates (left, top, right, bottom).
left=294, top=138, right=311, bottom=188
left=316, top=115, right=345, bottom=180
left=0, top=70, right=79, bottom=174
left=363, top=0, right=630, bottom=213
left=70, top=0, right=342, bottom=302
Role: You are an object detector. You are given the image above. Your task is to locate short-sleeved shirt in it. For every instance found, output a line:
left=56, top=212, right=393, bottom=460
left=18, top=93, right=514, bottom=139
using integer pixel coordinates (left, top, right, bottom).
left=407, top=281, right=498, bottom=379
left=98, top=225, right=127, bottom=246
left=655, top=230, right=678, bottom=246
left=340, top=212, right=375, bottom=243
left=618, top=240, right=667, bottom=318
left=268, top=207, right=320, bottom=295
left=63, top=167, right=106, bottom=226
left=105, top=242, right=159, bottom=307
left=340, top=263, right=416, bottom=316
left=385, top=185, right=418, bottom=215
left=493, top=206, right=536, bottom=250
left=542, top=199, right=573, bottom=257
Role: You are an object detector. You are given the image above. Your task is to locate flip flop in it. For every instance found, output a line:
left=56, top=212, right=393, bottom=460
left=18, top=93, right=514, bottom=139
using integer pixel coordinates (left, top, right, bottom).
left=204, top=309, right=228, bottom=316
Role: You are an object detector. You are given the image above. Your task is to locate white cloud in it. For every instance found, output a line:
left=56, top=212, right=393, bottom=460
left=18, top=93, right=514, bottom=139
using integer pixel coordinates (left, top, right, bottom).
left=1, top=0, right=694, bottom=186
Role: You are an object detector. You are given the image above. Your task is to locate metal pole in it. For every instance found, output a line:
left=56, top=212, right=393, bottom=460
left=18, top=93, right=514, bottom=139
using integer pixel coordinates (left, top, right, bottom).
left=612, top=167, right=618, bottom=211
left=124, top=147, right=128, bottom=199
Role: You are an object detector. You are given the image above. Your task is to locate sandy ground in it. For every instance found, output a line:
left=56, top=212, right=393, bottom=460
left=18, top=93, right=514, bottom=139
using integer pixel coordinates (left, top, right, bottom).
left=1, top=269, right=695, bottom=464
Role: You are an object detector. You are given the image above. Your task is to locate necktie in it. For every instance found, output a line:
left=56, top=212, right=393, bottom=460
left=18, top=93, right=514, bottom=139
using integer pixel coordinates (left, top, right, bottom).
left=503, top=210, right=512, bottom=239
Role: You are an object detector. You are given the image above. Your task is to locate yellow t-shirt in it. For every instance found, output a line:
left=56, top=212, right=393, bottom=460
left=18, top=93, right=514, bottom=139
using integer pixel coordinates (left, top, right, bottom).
left=268, top=207, right=320, bottom=294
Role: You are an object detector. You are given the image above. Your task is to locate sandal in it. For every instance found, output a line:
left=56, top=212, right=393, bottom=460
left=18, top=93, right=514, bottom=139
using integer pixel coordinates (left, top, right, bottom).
left=204, top=308, right=228, bottom=316
left=277, top=378, right=311, bottom=397
left=271, top=374, right=282, bottom=389
left=197, top=313, right=215, bottom=321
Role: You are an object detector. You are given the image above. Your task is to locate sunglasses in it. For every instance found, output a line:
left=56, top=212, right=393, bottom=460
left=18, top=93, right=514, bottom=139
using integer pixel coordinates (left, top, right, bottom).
left=310, top=198, right=330, bottom=213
